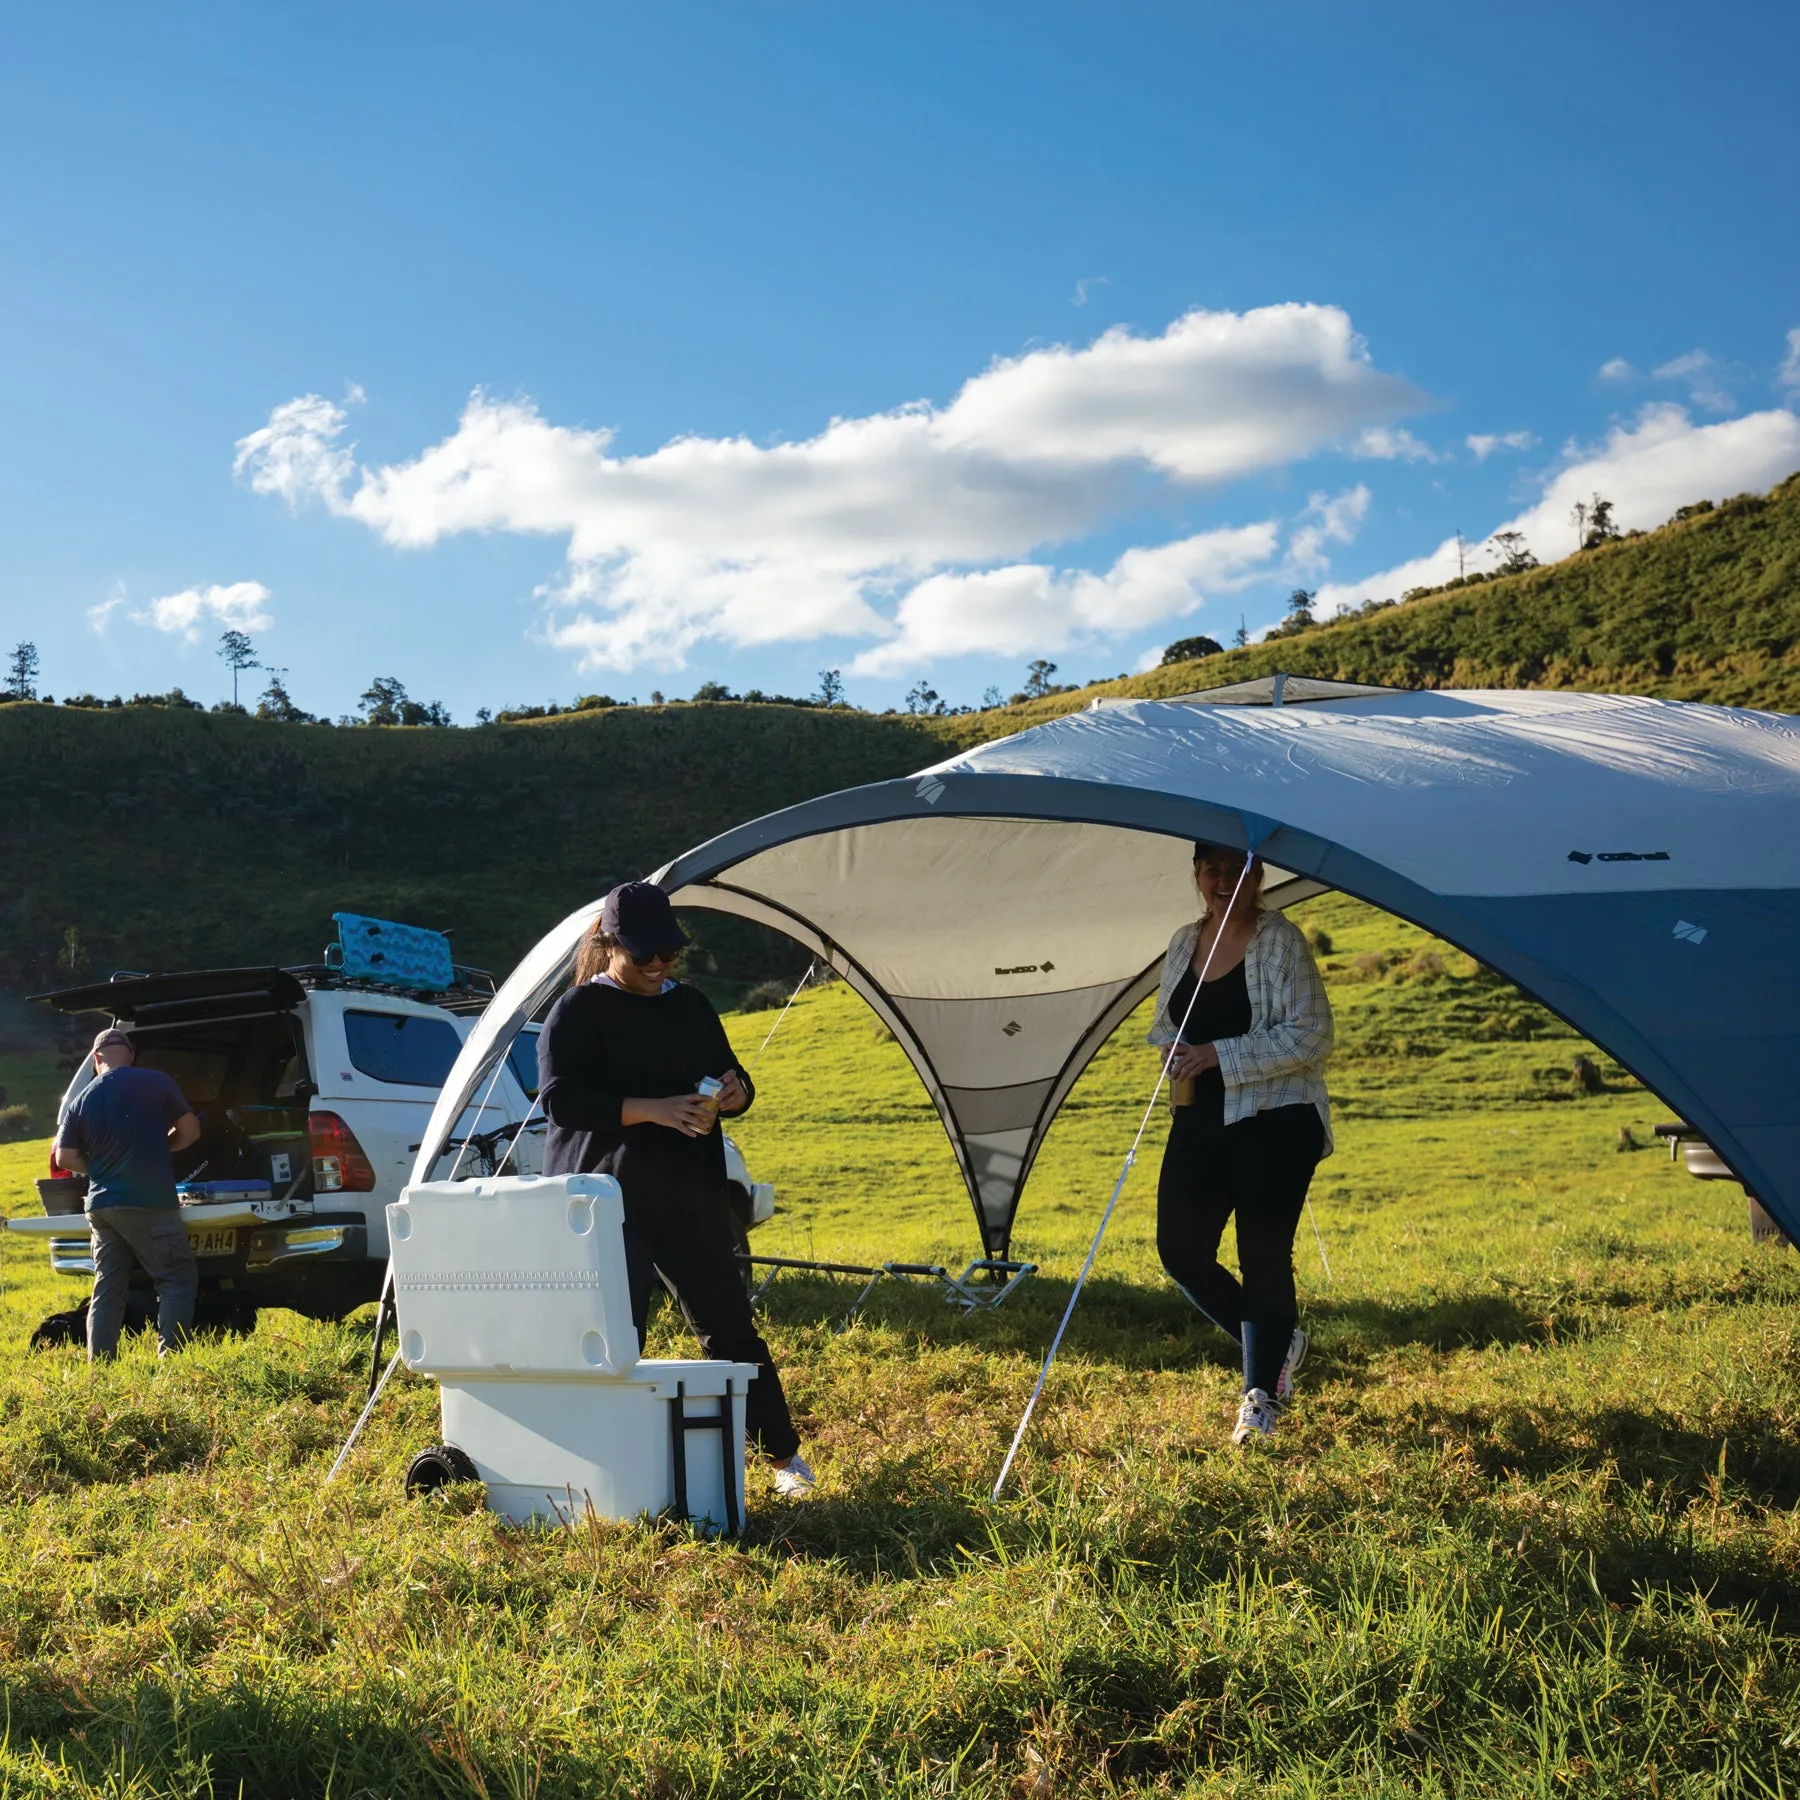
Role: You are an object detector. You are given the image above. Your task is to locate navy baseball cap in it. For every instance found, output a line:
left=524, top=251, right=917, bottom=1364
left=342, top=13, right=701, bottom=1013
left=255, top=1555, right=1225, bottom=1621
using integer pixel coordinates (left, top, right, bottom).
left=601, top=881, right=690, bottom=959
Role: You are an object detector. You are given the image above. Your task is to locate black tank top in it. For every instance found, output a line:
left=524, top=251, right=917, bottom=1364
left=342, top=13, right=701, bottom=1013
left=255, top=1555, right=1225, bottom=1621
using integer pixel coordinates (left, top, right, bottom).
left=1167, top=957, right=1252, bottom=1136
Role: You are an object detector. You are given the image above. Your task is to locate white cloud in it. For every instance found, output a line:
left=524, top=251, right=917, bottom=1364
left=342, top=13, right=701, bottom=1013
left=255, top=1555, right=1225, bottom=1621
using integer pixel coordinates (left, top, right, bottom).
left=1071, top=276, right=1110, bottom=307
left=848, top=522, right=1279, bottom=677
left=1289, top=484, right=1371, bottom=575
left=86, top=584, right=129, bottom=633
left=1778, top=328, right=1800, bottom=397
left=1466, top=430, right=1537, bottom=461
left=1598, top=358, right=1636, bottom=382
left=1315, top=403, right=1800, bottom=615
left=1652, top=349, right=1733, bottom=413
left=1352, top=426, right=1440, bottom=462
left=236, top=304, right=1425, bottom=673
left=94, top=581, right=274, bottom=642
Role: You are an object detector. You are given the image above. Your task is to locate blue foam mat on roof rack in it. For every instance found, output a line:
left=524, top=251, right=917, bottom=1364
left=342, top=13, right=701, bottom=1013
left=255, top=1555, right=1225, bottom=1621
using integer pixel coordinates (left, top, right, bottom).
left=329, top=913, right=456, bottom=991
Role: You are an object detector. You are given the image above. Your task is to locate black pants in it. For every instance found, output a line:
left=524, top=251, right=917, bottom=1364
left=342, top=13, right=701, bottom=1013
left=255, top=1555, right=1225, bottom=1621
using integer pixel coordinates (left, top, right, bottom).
left=622, top=1189, right=801, bottom=1462
left=1156, top=1102, right=1324, bottom=1396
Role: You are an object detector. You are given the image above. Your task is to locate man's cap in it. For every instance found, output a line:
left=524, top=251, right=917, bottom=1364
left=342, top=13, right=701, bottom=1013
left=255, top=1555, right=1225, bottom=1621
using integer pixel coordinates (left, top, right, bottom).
left=91, top=1027, right=132, bottom=1053
left=601, top=881, right=690, bottom=959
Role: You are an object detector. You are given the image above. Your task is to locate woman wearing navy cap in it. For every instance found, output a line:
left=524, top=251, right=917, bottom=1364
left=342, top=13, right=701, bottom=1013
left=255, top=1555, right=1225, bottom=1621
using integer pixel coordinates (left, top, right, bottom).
left=539, top=881, right=815, bottom=1497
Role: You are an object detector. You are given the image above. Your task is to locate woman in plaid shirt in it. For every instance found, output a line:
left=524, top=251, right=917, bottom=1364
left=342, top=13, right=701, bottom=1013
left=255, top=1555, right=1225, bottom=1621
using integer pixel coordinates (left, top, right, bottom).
left=1149, top=841, right=1334, bottom=1445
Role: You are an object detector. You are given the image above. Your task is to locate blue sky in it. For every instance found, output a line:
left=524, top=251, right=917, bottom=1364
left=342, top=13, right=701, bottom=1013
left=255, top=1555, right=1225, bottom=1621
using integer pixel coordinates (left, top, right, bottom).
left=3, top=2, right=1797, bottom=720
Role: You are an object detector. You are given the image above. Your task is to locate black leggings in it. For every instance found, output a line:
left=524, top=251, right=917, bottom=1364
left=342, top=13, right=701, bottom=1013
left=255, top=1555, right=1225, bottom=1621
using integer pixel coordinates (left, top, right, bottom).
left=1156, top=1102, right=1325, bottom=1395
left=623, top=1190, right=800, bottom=1462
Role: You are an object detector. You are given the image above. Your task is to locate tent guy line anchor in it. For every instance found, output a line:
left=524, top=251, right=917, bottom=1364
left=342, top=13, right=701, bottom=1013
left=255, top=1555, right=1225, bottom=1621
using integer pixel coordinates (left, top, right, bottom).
left=992, top=851, right=1258, bottom=1503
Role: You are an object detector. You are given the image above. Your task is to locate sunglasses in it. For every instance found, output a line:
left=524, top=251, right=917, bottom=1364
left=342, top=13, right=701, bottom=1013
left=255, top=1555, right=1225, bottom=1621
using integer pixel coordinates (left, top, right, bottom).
left=625, top=946, right=680, bottom=968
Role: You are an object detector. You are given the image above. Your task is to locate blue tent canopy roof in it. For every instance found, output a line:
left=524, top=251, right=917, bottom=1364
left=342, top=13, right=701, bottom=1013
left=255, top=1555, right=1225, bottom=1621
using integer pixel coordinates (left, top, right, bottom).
left=417, top=681, right=1800, bottom=1257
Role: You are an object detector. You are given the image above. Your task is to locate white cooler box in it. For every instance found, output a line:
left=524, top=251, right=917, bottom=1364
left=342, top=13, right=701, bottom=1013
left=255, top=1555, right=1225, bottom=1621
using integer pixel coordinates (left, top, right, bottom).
left=389, top=1174, right=756, bottom=1531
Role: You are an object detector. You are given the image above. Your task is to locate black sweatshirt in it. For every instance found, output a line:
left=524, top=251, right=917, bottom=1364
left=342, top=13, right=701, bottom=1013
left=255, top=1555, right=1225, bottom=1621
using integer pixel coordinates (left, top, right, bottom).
left=538, top=980, right=755, bottom=1202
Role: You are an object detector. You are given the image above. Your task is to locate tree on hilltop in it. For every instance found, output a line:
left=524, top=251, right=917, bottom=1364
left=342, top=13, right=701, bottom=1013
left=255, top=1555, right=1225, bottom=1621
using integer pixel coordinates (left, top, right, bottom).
left=255, top=667, right=315, bottom=724
left=1160, top=634, right=1223, bottom=665
left=217, top=630, right=259, bottom=706
left=7, top=641, right=40, bottom=701
left=1488, top=530, right=1539, bottom=575
left=1583, top=494, right=1621, bottom=548
left=358, top=675, right=451, bottom=727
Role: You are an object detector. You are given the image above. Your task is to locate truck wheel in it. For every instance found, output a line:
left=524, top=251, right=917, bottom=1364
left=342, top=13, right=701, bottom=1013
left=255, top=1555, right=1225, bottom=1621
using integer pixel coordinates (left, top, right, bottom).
left=404, top=1444, right=481, bottom=1498
left=30, top=1304, right=89, bottom=1350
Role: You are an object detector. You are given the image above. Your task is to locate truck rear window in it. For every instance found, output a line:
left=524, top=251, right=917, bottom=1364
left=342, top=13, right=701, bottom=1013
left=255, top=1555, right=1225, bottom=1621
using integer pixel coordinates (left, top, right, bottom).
left=344, top=1011, right=463, bottom=1087
left=506, top=1028, right=541, bottom=1100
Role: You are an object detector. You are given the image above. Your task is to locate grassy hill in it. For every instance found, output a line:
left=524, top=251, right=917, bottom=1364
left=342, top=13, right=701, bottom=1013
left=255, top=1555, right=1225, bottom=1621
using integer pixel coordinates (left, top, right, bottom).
left=1, top=474, right=1797, bottom=1788
left=1, top=468, right=1794, bottom=1006
left=0, top=913, right=1794, bottom=1793
left=940, top=468, right=1800, bottom=746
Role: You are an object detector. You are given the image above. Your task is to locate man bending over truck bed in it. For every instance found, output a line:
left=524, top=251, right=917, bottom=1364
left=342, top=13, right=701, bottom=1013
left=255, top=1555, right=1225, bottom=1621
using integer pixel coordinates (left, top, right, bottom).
left=53, top=1028, right=202, bottom=1361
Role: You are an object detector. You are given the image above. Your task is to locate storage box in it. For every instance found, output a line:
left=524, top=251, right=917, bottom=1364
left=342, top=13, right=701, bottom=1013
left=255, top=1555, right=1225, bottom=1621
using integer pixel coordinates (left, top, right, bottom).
left=388, top=1174, right=640, bottom=1376
left=389, top=1174, right=755, bottom=1531
left=441, top=1359, right=755, bottom=1529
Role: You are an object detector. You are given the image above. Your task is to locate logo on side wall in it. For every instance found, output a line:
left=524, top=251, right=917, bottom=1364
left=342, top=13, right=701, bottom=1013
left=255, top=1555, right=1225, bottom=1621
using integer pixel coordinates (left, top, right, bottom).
left=1672, top=920, right=1708, bottom=944
left=916, top=775, right=947, bottom=805
left=1567, top=849, right=1670, bottom=864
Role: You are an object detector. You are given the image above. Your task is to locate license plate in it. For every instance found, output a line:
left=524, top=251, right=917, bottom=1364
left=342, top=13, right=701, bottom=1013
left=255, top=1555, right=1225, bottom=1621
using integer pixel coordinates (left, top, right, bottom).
left=190, top=1227, right=238, bottom=1257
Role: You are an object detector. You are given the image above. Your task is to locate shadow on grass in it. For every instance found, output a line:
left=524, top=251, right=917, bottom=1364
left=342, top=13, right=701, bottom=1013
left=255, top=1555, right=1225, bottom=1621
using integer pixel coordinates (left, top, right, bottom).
left=0, top=1673, right=505, bottom=1800
left=744, top=1431, right=1800, bottom=1639
left=759, top=1263, right=1797, bottom=1372
left=1382, top=1389, right=1800, bottom=1511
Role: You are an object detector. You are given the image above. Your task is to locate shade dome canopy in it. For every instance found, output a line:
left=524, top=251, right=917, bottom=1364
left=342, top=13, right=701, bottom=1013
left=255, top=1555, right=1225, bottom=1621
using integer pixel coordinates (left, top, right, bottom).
left=415, top=680, right=1800, bottom=1257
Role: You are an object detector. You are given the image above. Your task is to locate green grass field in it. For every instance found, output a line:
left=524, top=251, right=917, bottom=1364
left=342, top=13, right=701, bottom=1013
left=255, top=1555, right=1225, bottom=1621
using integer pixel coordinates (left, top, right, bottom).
left=0, top=898, right=1796, bottom=1796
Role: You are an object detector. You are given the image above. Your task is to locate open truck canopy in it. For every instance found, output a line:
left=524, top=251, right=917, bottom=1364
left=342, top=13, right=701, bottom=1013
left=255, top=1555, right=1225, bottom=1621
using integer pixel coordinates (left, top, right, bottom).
left=416, top=680, right=1800, bottom=1256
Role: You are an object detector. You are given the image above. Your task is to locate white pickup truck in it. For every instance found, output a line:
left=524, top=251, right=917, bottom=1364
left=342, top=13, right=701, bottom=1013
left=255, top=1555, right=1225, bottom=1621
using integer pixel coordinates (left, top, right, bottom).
left=21, top=953, right=773, bottom=1345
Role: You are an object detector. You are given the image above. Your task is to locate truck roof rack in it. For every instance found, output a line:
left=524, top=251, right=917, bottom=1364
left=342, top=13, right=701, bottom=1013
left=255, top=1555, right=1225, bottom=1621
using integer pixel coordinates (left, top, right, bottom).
left=281, top=963, right=498, bottom=1014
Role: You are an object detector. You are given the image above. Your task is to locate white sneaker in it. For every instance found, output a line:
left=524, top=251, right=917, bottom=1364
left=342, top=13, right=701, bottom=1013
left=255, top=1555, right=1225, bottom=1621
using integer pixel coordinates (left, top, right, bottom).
left=1276, top=1325, right=1308, bottom=1404
left=773, top=1453, right=816, bottom=1498
left=1232, top=1388, right=1280, bottom=1446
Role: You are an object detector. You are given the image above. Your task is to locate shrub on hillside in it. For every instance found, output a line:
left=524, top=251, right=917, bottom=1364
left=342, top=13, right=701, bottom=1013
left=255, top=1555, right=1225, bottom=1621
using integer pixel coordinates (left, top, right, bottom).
left=0, top=1103, right=32, bottom=1140
left=1349, top=951, right=1389, bottom=980
left=742, top=979, right=794, bottom=1012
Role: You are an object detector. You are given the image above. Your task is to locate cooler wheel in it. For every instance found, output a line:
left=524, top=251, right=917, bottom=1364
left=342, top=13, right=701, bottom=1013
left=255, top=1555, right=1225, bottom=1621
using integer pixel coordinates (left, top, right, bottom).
left=404, top=1443, right=481, bottom=1498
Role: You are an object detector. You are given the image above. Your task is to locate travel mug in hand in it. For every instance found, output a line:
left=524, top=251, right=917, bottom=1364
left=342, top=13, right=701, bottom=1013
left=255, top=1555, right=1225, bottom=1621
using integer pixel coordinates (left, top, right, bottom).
left=696, top=1076, right=725, bottom=1131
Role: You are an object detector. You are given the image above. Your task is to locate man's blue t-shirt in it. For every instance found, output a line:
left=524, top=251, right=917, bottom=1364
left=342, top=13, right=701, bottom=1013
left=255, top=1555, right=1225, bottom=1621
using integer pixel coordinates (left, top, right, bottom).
left=60, top=1066, right=192, bottom=1212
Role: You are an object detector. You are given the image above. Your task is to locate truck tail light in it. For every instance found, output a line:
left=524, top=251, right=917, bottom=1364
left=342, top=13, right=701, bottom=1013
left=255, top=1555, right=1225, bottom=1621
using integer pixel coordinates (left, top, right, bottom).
left=48, top=1148, right=75, bottom=1178
left=309, top=1111, right=378, bottom=1193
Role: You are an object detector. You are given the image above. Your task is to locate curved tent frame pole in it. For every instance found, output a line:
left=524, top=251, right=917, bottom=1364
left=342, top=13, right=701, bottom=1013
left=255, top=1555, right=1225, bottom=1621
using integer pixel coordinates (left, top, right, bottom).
left=658, top=763, right=1800, bottom=1248
left=350, top=899, right=604, bottom=1414
left=992, top=853, right=1258, bottom=1502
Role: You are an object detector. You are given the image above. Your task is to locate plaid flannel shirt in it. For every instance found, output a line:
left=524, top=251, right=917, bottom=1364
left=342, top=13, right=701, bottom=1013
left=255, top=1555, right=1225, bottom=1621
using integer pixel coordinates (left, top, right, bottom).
left=1147, top=908, right=1334, bottom=1155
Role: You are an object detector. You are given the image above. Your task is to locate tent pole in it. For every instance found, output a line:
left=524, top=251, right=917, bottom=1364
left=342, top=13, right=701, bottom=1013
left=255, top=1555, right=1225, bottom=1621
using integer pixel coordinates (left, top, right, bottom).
left=1304, top=1198, right=1333, bottom=1282
left=328, top=1350, right=403, bottom=1483
left=993, top=853, right=1256, bottom=1502
left=746, top=959, right=818, bottom=1069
